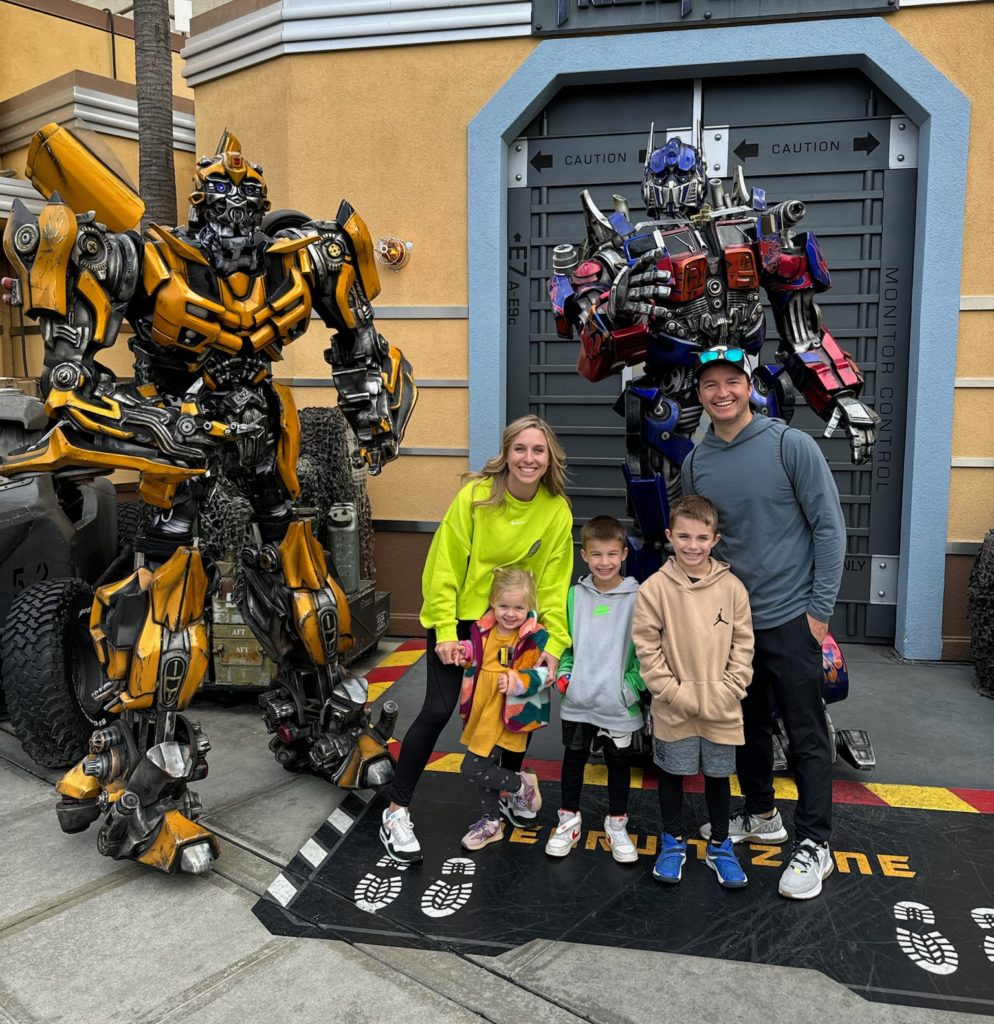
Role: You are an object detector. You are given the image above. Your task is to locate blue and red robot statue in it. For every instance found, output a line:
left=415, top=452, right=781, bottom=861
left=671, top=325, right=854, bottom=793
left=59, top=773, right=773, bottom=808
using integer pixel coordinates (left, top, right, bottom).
left=548, top=125, right=878, bottom=769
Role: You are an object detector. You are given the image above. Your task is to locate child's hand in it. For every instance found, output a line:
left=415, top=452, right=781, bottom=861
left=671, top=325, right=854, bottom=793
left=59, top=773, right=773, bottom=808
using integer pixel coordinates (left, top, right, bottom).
left=497, top=672, right=511, bottom=693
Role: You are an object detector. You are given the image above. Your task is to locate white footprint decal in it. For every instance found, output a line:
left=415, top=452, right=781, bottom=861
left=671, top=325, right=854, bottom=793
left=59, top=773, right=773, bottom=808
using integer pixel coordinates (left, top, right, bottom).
left=896, top=928, right=959, bottom=975
left=421, top=857, right=476, bottom=919
left=354, top=856, right=407, bottom=913
left=971, top=907, right=994, bottom=963
left=894, top=901, right=936, bottom=925
left=376, top=855, right=410, bottom=872
left=893, top=901, right=958, bottom=976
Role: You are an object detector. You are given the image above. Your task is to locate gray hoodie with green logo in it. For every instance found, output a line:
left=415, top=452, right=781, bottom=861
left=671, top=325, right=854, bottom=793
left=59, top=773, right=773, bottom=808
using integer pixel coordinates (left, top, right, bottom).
left=558, top=575, right=644, bottom=732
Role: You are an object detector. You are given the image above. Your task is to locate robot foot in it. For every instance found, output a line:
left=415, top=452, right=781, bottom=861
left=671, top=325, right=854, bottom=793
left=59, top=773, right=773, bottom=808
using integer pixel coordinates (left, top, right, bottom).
left=94, top=800, right=220, bottom=875
left=56, top=796, right=102, bottom=834
left=836, top=728, right=875, bottom=770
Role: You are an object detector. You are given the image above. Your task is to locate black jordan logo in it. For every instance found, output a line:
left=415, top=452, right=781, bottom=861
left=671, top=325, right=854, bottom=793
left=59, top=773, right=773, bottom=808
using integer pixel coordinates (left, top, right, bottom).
left=714, top=609, right=728, bottom=626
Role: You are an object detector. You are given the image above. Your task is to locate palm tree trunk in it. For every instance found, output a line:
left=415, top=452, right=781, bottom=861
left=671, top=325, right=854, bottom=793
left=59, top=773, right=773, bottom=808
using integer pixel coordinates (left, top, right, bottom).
left=133, top=0, right=177, bottom=229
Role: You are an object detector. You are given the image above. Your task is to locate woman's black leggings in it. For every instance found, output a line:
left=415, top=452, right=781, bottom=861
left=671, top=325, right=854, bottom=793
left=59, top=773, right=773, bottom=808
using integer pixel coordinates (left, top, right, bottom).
left=386, top=625, right=526, bottom=807
left=657, top=771, right=730, bottom=844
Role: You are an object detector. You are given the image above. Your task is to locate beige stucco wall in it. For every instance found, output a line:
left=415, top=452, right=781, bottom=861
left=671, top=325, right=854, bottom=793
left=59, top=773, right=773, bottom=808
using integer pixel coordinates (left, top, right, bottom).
left=0, top=2, right=192, bottom=104
left=894, top=5, right=994, bottom=541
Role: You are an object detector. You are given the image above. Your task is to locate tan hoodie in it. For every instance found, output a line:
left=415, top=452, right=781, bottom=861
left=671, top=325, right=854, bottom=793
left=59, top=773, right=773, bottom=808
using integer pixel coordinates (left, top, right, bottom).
left=632, top=556, right=754, bottom=745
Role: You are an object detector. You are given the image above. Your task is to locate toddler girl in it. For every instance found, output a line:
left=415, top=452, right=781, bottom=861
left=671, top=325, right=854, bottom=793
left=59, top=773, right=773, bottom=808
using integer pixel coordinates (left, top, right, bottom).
left=456, top=567, right=551, bottom=850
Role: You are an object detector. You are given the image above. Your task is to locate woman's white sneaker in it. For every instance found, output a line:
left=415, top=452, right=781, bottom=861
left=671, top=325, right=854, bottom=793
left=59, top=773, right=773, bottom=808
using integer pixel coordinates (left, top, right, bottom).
left=380, top=806, right=423, bottom=863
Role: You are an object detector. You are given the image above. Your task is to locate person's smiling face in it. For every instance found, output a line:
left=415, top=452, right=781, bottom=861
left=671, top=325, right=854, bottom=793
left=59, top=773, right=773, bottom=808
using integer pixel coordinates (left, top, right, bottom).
left=506, top=427, right=550, bottom=499
left=697, top=364, right=752, bottom=434
left=666, top=514, right=720, bottom=575
left=494, top=588, right=529, bottom=633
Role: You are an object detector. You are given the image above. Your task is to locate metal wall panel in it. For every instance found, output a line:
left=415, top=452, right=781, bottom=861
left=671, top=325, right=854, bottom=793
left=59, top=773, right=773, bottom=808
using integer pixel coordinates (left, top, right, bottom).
left=507, top=71, right=916, bottom=642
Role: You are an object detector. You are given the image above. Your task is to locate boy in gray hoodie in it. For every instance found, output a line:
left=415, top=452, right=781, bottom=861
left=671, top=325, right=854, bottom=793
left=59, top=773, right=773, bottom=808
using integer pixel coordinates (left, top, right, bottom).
left=546, top=516, right=644, bottom=863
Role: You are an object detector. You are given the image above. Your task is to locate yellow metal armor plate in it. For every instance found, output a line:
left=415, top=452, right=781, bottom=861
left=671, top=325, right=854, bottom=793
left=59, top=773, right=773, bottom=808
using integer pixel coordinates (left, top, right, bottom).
left=143, top=230, right=313, bottom=363
left=26, top=122, right=144, bottom=232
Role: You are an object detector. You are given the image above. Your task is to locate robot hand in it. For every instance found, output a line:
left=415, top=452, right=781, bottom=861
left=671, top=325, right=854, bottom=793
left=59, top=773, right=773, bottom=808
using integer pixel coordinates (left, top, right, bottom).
left=608, top=252, right=672, bottom=320
left=823, top=394, right=881, bottom=465
left=331, top=342, right=416, bottom=476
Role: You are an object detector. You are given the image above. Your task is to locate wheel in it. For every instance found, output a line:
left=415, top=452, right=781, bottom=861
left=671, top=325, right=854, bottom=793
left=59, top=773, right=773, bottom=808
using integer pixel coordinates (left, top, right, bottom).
left=968, top=530, right=994, bottom=698
left=116, top=500, right=141, bottom=555
left=1, top=578, right=109, bottom=767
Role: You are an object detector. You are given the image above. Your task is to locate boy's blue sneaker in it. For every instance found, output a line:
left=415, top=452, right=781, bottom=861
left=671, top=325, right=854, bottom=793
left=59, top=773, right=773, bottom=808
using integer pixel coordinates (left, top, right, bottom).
left=652, top=833, right=686, bottom=883
left=705, top=837, right=748, bottom=889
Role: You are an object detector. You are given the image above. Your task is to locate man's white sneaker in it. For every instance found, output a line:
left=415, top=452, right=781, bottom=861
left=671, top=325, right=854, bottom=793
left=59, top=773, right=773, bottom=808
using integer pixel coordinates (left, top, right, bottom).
left=545, top=810, right=582, bottom=857
left=700, top=808, right=789, bottom=845
left=778, top=838, right=833, bottom=899
left=604, top=814, right=638, bottom=863
left=379, top=806, right=423, bottom=863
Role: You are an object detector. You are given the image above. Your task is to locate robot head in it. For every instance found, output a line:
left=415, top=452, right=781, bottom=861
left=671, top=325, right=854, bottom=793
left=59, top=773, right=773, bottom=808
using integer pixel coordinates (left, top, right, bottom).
left=642, top=126, right=707, bottom=218
left=189, top=130, right=270, bottom=240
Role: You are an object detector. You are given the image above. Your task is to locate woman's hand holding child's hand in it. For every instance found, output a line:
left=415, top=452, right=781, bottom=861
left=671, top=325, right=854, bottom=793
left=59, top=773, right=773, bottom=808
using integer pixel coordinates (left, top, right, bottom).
left=435, top=641, right=464, bottom=666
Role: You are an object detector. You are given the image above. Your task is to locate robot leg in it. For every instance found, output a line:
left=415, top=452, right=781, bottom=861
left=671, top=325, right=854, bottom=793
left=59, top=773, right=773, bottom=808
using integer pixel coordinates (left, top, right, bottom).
left=54, top=546, right=220, bottom=874
left=238, top=520, right=396, bottom=788
left=622, top=375, right=701, bottom=579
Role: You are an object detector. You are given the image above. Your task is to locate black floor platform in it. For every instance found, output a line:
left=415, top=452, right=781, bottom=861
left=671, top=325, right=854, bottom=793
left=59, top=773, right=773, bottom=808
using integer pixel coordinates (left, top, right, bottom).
left=254, top=774, right=994, bottom=1015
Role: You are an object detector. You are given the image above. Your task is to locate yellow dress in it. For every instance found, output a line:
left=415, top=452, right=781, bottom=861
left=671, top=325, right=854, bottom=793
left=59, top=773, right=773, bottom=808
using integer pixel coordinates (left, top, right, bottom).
left=460, top=628, right=527, bottom=757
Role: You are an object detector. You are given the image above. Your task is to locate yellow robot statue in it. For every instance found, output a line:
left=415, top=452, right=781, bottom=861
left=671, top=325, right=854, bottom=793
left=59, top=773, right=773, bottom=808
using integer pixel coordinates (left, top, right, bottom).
left=0, top=125, right=417, bottom=874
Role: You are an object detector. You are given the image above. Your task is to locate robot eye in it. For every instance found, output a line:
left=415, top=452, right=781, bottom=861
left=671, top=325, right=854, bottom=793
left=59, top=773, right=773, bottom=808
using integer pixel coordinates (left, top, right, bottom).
left=242, top=183, right=261, bottom=197
left=663, top=140, right=682, bottom=166
left=207, top=179, right=229, bottom=194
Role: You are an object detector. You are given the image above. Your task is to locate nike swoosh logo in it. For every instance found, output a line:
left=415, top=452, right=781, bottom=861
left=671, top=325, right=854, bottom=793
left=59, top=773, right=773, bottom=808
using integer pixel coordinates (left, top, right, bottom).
left=509, top=520, right=524, bottom=525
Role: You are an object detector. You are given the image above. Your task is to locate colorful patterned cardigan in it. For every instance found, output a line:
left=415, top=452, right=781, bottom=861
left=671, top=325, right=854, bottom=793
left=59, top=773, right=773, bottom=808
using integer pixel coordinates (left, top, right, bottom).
left=458, top=610, right=552, bottom=733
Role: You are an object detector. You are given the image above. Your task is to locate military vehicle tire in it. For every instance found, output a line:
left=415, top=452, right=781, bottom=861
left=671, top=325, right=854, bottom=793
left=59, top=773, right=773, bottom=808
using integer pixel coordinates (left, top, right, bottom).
left=968, top=529, right=994, bottom=698
left=1, top=578, right=109, bottom=767
left=116, top=500, right=141, bottom=554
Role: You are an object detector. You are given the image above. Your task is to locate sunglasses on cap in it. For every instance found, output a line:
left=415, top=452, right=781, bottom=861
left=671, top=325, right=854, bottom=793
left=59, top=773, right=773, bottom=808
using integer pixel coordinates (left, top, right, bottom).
left=697, top=346, right=746, bottom=367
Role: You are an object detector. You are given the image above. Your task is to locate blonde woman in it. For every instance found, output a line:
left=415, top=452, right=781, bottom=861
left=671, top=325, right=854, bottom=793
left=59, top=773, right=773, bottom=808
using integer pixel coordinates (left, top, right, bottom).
left=380, top=416, right=573, bottom=862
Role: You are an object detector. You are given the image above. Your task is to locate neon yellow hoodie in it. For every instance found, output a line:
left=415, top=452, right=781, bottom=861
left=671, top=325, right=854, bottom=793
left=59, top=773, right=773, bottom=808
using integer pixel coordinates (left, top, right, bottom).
left=420, top=478, right=574, bottom=658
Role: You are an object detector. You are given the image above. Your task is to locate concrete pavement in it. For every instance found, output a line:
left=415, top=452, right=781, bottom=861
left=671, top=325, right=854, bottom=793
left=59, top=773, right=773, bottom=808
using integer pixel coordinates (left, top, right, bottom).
left=1, top=643, right=992, bottom=1024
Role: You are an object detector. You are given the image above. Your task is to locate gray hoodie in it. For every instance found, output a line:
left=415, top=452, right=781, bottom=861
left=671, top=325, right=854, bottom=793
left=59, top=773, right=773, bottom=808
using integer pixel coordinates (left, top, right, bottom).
left=559, top=575, right=644, bottom=732
left=681, top=415, right=845, bottom=630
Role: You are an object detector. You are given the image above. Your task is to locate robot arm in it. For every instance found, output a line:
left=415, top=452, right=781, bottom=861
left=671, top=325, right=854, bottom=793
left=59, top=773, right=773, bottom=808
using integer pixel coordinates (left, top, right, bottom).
left=1, top=199, right=229, bottom=484
left=292, top=201, right=416, bottom=475
left=760, top=201, right=879, bottom=465
left=549, top=247, right=670, bottom=383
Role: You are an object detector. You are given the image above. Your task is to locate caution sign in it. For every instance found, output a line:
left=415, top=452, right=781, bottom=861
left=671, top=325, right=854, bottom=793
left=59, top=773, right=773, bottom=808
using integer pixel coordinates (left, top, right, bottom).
left=728, top=119, right=896, bottom=174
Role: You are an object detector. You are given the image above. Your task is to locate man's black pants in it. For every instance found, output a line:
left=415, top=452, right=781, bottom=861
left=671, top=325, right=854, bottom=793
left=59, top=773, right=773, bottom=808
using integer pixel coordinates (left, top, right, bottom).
left=736, top=612, right=832, bottom=844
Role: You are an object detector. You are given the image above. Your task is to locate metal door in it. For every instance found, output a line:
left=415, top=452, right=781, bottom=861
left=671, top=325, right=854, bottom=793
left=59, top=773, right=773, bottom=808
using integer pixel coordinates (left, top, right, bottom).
left=507, top=70, right=916, bottom=642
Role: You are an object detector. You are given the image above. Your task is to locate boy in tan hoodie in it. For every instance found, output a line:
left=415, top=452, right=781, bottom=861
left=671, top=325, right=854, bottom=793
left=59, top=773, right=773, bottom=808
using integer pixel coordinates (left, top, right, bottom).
left=632, top=495, right=754, bottom=888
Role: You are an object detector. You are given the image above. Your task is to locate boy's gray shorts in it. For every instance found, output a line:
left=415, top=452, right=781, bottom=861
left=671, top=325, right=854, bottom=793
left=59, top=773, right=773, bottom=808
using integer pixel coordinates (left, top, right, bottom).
left=653, top=736, right=735, bottom=777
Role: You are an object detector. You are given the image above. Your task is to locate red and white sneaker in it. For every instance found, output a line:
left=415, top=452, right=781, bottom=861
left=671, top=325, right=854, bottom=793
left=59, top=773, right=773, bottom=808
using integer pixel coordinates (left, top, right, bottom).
left=545, top=810, right=582, bottom=858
